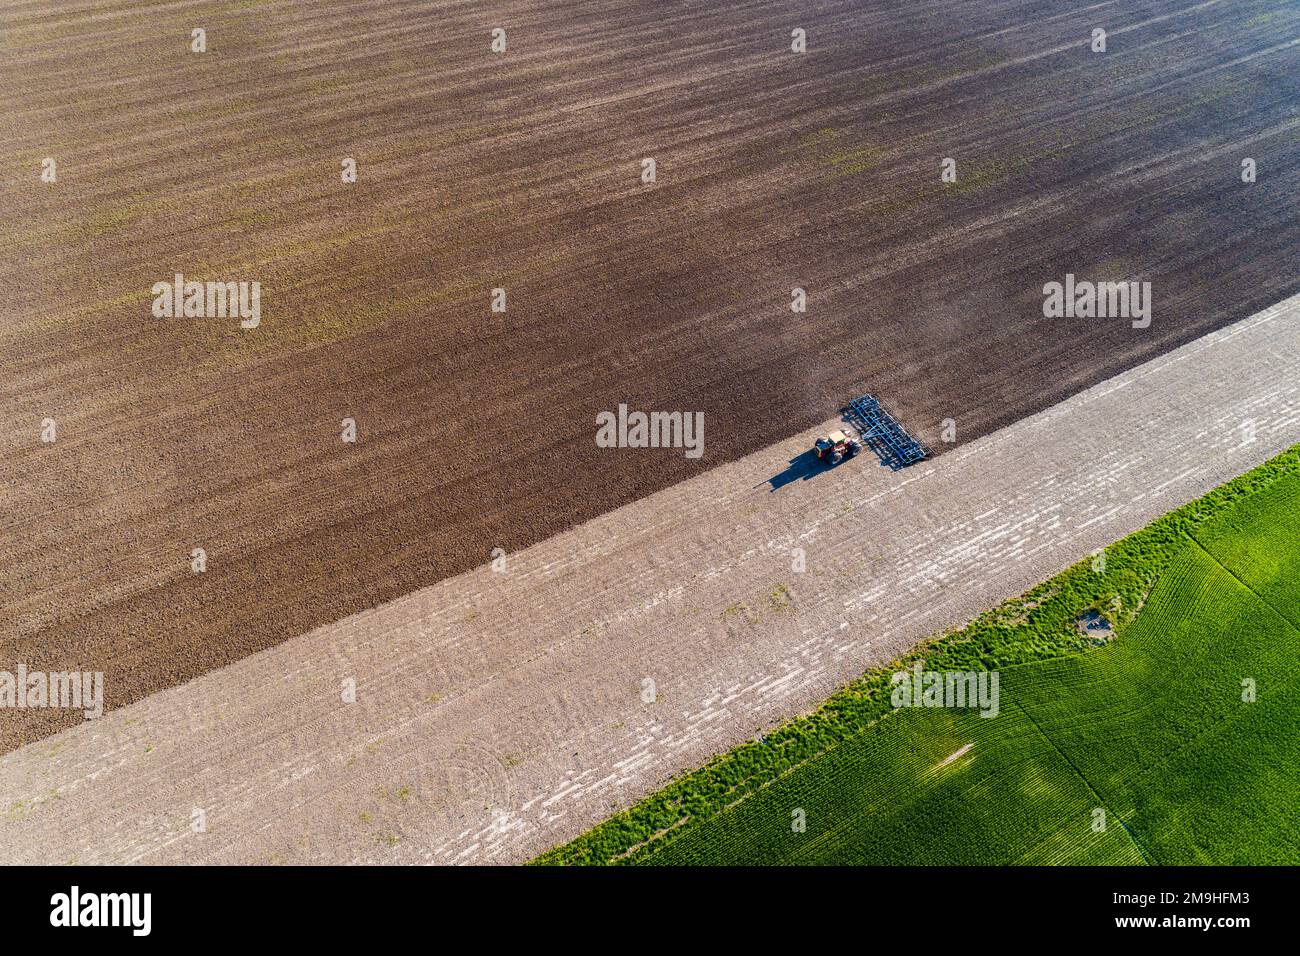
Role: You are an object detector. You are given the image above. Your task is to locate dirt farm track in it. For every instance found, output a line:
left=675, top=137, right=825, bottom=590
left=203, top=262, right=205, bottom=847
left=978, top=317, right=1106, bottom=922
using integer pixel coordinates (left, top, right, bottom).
left=2, top=0, right=1298, bottom=751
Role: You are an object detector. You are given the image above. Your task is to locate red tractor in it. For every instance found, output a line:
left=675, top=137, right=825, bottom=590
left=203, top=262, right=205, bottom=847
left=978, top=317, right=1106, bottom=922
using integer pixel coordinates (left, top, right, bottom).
left=813, top=428, right=862, bottom=466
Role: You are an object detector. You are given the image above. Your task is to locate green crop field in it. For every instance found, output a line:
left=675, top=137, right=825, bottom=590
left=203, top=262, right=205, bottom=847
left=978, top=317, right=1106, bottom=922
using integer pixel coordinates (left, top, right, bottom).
left=537, top=446, right=1300, bottom=865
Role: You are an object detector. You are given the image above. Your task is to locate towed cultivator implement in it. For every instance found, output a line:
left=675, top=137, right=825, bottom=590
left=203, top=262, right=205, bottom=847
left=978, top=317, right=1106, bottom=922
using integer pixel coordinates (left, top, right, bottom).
left=843, top=394, right=928, bottom=469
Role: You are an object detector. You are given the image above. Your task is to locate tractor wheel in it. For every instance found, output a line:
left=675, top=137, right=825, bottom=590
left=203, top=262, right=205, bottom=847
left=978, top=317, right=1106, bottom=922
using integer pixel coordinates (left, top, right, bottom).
left=829, top=450, right=843, bottom=466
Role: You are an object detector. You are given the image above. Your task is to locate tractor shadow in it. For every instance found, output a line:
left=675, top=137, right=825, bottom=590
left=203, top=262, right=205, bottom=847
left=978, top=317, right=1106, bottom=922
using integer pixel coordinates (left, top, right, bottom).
left=762, top=428, right=912, bottom=492
left=761, top=450, right=828, bottom=492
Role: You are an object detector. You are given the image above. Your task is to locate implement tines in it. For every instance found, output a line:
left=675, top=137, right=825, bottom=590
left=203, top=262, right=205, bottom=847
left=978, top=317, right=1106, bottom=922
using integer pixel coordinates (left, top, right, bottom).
left=845, top=394, right=929, bottom=469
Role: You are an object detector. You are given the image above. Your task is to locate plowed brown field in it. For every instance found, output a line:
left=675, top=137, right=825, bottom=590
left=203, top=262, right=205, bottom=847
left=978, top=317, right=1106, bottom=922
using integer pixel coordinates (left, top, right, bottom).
left=2, top=0, right=1297, bottom=751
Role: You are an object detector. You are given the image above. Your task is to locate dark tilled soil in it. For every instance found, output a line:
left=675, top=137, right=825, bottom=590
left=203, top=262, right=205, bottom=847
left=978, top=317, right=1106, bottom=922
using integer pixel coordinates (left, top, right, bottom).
left=1, top=0, right=1297, bottom=751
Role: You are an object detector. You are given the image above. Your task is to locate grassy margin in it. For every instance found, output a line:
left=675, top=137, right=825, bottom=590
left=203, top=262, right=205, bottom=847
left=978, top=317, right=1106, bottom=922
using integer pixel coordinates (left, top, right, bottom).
left=533, top=444, right=1300, bottom=865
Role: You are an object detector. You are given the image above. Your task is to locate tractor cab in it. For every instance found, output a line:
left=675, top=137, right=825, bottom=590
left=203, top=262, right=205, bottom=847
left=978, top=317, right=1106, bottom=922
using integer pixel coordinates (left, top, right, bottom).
left=813, top=429, right=862, bottom=465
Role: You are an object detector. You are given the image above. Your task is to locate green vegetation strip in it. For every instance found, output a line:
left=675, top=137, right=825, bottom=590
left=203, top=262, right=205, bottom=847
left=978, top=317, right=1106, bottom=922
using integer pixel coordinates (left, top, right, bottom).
left=535, top=444, right=1300, bottom=865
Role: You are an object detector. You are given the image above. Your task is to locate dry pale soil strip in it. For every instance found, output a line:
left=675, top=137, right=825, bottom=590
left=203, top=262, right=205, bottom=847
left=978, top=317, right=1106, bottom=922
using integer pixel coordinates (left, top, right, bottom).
left=0, top=295, right=1298, bottom=865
